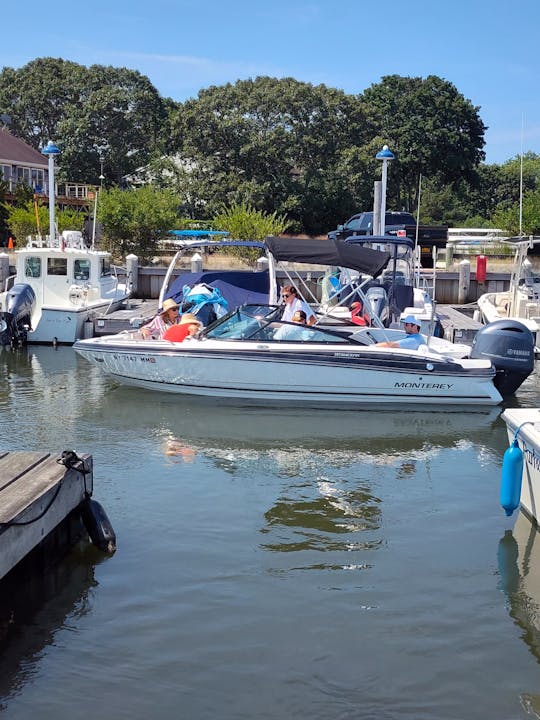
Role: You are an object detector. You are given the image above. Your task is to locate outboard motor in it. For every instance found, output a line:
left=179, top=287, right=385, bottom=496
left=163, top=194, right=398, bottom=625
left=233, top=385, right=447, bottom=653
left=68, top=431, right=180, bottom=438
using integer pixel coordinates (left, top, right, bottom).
left=470, top=319, right=535, bottom=397
left=365, top=286, right=390, bottom=327
left=0, top=283, right=35, bottom=347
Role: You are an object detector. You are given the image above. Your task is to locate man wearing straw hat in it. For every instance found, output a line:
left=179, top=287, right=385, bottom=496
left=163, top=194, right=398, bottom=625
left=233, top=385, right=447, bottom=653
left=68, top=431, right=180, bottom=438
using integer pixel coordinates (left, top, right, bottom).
left=140, top=298, right=181, bottom=339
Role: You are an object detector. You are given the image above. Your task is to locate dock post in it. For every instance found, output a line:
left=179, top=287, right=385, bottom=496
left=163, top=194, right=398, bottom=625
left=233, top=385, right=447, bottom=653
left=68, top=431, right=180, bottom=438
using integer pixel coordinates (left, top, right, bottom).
left=445, top=244, right=454, bottom=270
left=0, top=253, right=10, bottom=289
left=126, top=254, right=139, bottom=297
left=191, top=252, right=203, bottom=273
left=458, top=259, right=471, bottom=304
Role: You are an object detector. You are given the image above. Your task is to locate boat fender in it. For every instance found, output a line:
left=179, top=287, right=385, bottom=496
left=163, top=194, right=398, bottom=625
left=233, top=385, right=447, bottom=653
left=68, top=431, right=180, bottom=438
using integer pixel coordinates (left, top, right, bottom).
left=80, top=497, right=117, bottom=554
left=500, top=440, right=523, bottom=517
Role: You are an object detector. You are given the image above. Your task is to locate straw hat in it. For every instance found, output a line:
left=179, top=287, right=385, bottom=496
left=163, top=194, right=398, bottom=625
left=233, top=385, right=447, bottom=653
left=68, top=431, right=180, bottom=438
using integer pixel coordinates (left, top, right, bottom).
left=161, top=298, right=179, bottom=314
left=177, top=312, right=202, bottom=327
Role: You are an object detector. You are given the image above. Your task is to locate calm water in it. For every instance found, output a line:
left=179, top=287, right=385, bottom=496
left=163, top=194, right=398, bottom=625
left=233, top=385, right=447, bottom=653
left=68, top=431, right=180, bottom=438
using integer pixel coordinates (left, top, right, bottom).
left=0, top=346, right=540, bottom=720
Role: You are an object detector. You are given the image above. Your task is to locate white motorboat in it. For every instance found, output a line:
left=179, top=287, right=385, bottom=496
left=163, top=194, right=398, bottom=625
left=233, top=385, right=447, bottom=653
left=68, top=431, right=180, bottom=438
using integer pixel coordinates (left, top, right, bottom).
left=0, top=231, right=131, bottom=345
left=74, top=237, right=535, bottom=406
left=477, top=239, right=540, bottom=353
left=501, top=407, right=540, bottom=522
left=339, top=234, right=440, bottom=335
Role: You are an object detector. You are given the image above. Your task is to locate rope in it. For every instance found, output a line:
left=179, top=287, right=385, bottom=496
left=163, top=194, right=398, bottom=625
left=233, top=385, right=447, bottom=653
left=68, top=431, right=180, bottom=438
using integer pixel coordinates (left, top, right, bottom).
left=513, top=421, right=535, bottom=445
left=0, top=450, right=90, bottom=531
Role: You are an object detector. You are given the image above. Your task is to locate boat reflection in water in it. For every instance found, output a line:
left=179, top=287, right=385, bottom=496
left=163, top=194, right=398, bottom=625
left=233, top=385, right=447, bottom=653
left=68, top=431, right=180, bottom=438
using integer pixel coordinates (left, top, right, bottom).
left=93, top=387, right=502, bottom=564
left=498, top=513, right=540, bottom=716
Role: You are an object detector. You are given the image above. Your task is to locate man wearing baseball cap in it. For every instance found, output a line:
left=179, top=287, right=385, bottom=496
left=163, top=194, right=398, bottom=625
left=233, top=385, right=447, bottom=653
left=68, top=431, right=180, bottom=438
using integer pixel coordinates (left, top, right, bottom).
left=374, top=314, right=424, bottom=349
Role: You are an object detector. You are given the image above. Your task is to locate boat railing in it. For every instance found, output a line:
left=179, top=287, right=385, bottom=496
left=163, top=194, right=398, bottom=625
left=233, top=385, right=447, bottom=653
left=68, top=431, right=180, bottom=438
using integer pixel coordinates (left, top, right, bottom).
left=2, top=274, right=16, bottom=293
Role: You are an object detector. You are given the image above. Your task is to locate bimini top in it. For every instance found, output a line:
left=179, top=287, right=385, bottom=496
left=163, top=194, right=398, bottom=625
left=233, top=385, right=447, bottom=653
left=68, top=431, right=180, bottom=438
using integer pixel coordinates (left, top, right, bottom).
left=265, top=236, right=390, bottom=278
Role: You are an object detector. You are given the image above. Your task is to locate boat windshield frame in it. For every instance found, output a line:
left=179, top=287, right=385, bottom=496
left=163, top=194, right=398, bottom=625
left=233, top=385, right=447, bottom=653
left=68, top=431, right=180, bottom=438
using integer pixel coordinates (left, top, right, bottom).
left=205, top=304, right=361, bottom=344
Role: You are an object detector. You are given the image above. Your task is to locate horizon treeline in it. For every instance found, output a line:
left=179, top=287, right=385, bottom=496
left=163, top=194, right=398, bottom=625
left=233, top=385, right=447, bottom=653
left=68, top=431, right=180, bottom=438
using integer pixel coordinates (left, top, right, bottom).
left=1, top=57, right=539, bottom=236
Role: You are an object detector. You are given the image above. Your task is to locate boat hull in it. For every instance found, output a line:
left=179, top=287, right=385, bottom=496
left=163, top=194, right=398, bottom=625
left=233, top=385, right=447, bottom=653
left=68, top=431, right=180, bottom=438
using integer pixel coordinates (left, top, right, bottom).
left=27, top=298, right=127, bottom=344
left=502, top=408, right=540, bottom=522
left=74, top=336, right=503, bottom=406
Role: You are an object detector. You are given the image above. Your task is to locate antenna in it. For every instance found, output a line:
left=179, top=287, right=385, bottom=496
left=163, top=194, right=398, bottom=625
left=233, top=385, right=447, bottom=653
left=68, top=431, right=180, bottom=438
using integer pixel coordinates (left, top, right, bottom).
left=519, top=116, right=524, bottom=236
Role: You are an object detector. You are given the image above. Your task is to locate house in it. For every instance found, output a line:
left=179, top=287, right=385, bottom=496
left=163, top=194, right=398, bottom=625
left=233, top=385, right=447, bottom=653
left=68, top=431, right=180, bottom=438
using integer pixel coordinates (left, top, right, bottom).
left=0, top=127, right=95, bottom=208
left=0, top=127, right=48, bottom=194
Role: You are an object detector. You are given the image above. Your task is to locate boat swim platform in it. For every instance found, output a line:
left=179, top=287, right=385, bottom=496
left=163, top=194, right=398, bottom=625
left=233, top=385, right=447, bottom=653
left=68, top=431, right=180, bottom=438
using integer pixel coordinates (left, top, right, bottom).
left=0, top=451, right=114, bottom=583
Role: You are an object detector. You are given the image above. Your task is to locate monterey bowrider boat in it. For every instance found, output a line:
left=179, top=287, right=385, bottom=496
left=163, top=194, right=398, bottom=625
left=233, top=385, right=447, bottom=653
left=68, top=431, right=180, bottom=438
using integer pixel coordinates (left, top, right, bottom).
left=0, top=231, right=131, bottom=345
left=74, top=296, right=535, bottom=406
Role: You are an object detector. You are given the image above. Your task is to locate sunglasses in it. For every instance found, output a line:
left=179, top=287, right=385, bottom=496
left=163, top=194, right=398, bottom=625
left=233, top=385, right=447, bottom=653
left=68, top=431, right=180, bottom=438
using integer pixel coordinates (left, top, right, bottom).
left=282, top=294, right=291, bottom=299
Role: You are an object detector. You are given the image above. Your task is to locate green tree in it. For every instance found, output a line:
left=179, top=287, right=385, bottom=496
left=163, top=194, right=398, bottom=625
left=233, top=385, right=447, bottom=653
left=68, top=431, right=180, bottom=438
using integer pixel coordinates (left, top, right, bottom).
left=98, top=186, right=181, bottom=261
left=0, top=58, right=168, bottom=185
left=4, top=202, right=84, bottom=241
left=169, top=77, right=369, bottom=234
left=361, top=75, right=486, bottom=211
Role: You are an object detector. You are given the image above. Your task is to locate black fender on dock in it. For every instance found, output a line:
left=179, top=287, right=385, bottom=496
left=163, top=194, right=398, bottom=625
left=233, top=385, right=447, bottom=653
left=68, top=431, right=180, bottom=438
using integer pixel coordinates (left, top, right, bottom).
left=80, top=497, right=116, bottom=554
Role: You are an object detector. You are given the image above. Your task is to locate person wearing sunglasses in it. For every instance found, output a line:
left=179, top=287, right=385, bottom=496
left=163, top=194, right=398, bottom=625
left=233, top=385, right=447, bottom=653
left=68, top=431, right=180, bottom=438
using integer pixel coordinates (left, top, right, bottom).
left=374, top=314, right=424, bottom=349
left=280, top=285, right=316, bottom=325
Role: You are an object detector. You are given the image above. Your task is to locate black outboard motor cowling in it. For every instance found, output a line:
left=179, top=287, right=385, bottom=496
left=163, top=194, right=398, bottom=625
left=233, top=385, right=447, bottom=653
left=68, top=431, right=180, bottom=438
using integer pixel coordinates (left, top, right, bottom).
left=470, top=319, right=535, bottom=397
left=0, top=283, right=35, bottom=347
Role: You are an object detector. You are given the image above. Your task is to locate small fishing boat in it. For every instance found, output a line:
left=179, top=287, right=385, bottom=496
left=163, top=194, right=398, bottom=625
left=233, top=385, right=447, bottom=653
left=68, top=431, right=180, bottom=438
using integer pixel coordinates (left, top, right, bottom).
left=501, top=407, right=540, bottom=523
left=477, top=239, right=540, bottom=353
left=0, top=230, right=131, bottom=345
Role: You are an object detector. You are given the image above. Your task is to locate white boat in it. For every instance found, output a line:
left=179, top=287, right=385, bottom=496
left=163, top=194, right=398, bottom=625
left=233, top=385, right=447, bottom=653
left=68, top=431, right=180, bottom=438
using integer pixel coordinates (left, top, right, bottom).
left=501, top=407, right=540, bottom=522
left=73, top=237, right=536, bottom=406
left=477, top=239, right=540, bottom=353
left=0, top=230, right=131, bottom=345
left=339, top=234, right=440, bottom=336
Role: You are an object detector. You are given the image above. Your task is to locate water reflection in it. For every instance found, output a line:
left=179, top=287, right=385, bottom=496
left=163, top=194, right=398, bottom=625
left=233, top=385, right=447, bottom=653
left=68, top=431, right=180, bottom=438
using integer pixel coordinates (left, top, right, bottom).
left=0, top=545, right=103, bottom=707
left=498, top=513, right=540, bottom=662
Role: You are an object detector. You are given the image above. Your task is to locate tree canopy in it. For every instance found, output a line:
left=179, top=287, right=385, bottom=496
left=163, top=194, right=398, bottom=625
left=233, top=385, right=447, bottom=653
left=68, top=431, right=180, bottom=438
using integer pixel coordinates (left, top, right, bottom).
left=0, top=58, right=168, bottom=185
left=2, top=58, right=538, bottom=241
left=361, top=75, right=486, bottom=209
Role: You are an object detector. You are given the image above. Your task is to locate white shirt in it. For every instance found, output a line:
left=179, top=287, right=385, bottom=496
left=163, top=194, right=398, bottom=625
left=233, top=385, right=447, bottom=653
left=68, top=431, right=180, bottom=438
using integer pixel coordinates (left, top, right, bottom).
left=281, top=298, right=315, bottom=323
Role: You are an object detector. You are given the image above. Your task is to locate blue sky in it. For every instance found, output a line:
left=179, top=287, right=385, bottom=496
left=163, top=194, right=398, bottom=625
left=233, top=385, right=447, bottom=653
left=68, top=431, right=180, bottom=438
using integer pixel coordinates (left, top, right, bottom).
left=2, top=0, right=539, bottom=165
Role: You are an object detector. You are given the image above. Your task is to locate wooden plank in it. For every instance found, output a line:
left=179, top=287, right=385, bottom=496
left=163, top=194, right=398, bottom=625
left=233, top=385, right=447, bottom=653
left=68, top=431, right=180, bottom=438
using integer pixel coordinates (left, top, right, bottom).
left=0, top=452, right=51, bottom=492
left=0, top=452, right=93, bottom=580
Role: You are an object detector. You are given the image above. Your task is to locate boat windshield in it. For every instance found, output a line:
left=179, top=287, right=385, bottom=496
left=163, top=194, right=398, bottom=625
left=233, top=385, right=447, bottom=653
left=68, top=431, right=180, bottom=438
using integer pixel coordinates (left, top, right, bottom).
left=206, top=304, right=353, bottom=343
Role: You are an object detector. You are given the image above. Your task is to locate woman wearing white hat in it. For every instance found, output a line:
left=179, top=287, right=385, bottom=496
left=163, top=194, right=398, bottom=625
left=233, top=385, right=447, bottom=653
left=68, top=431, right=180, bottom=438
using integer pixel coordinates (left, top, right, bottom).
left=140, top=298, right=180, bottom=339
left=374, top=314, right=424, bottom=349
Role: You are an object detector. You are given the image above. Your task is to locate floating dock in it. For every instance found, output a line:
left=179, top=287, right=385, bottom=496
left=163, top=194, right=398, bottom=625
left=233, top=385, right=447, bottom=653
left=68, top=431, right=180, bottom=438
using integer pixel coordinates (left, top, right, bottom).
left=0, top=451, right=114, bottom=582
left=93, top=298, right=158, bottom=336
left=437, top=304, right=483, bottom=345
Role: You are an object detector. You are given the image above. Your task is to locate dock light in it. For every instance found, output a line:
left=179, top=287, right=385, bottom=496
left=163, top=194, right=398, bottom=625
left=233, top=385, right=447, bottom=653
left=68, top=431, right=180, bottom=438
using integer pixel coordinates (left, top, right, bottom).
left=41, top=141, right=61, bottom=243
left=375, top=145, right=395, bottom=236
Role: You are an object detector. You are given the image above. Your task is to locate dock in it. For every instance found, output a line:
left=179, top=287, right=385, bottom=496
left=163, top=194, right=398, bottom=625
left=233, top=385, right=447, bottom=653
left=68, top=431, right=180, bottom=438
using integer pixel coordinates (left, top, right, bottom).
left=94, top=298, right=158, bottom=336
left=438, top=304, right=483, bottom=345
left=0, top=451, right=114, bottom=582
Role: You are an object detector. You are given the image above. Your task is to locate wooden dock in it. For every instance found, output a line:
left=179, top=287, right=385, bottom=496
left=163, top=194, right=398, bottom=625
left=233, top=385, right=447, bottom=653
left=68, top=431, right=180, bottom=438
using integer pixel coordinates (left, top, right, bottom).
left=93, top=298, right=158, bottom=336
left=438, top=304, right=483, bottom=345
left=0, top=451, right=94, bottom=580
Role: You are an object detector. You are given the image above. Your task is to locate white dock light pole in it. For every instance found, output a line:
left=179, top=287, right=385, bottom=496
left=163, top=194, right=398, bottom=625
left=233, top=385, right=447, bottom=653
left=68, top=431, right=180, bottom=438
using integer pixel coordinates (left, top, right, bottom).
left=41, top=141, right=61, bottom=243
left=375, top=145, right=394, bottom=236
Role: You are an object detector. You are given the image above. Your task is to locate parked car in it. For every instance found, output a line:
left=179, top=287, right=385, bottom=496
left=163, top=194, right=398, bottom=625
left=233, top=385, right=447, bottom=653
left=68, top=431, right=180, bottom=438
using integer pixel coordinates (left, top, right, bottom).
left=328, top=211, right=448, bottom=267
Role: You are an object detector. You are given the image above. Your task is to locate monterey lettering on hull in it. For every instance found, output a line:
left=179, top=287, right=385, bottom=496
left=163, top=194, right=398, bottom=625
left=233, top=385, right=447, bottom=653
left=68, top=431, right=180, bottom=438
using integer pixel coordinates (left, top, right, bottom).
left=394, top=381, right=454, bottom=390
